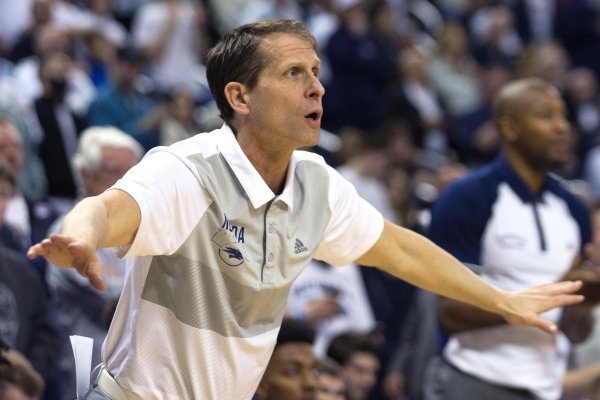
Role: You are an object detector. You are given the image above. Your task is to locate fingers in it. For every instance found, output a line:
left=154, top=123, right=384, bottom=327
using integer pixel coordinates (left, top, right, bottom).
left=81, top=259, right=107, bottom=292
left=530, top=280, right=583, bottom=295
left=88, top=270, right=107, bottom=292
left=69, top=245, right=107, bottom=292
left=27, top=241, right=48, bottom=259
left=544, top=294, right=585, bottom=310
left=531, top=316, right=557, bottom=335
left=27, top=234, right=72, bottom=259
left=28, top=235, right=107, bottom=292
left=72, top=258, right=107, bottom=292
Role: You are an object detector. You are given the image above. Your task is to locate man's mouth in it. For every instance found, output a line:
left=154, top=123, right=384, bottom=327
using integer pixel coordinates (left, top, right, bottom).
left=305, top=111, right=322, bottom=122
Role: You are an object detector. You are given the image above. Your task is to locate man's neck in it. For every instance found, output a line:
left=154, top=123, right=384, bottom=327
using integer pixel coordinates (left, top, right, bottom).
left=504, top=151, right=547, bottom=193
left=236, top=130, right=292, bottom=195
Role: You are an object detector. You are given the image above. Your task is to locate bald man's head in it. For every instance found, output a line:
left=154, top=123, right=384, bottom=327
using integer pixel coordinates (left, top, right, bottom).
left=492, top=77, right=560, bottom=126
left=492, top=77, right=572, bottom=170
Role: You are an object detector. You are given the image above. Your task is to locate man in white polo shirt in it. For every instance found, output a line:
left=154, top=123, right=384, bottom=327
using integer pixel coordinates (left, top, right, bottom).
left=28, top=20, right=584, bottom=399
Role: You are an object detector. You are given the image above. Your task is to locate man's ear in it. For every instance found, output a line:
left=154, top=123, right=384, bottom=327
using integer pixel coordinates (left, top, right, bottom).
left=497, top=115, right=518, bottom=142
left=224, top=82, right=250, bottom=116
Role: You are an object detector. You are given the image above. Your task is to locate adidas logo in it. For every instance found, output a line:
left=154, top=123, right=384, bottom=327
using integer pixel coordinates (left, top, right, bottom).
left=294, top=238, right=308, bottom=254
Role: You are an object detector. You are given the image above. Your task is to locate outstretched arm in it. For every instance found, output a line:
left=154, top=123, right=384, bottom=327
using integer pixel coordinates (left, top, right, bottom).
left=27, top=189, right=141, bottom=291
left=437, top=248, right=600, bottom=336
left=355, top=220, right=583, bottom=334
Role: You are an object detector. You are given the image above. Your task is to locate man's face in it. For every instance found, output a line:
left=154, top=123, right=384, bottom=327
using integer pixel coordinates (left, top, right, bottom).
left=317, top=372, right=346, bottom=400
left=342, top=352, right=379, bottom=400
left=509, top=88, right=573, bottom=170
left=0, top=178, right=15, bottom=220
left=84, top=147, right=138, bottom=196
left=259, top=342, right=318, bottom=400
left=0, top=124, right=24, bottom=177
left=244, top=33, right=324, bottom=151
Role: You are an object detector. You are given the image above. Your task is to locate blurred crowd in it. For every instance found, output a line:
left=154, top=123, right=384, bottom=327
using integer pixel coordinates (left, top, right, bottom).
left=2, top=0, right=600, bottom=399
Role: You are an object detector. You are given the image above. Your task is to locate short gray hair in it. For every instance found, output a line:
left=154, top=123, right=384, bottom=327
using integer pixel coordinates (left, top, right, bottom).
left=73, top=126, right=143, bottom=172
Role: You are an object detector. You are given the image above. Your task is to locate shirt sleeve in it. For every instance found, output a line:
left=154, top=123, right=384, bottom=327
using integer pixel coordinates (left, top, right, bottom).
left=428, top=175, right=494, bottom=266
left=313, top=165, right=384, bottom=265
left=112, top=150, right=213, bottom=257
left=561, top=188, right=592, bottom=253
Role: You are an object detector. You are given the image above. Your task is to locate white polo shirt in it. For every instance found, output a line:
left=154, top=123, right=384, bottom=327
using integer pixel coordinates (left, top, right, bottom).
left=103, top=124, right=384, bottom=399
left=429, top=155, right=591, bottom=400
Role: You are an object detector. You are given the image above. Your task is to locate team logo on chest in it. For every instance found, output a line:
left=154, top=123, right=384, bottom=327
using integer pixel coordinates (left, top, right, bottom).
left=211, top=213, right=246, bottom=267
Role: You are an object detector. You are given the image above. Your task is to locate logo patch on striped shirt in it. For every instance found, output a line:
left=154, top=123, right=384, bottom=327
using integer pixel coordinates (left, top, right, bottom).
left=211, top=213, right=246, bottom=267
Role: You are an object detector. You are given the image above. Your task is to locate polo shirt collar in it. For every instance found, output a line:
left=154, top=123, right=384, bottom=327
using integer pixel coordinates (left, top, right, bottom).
left=217, top=124, right=295, bottom=211
left=494, top=154, right=551, bottom=203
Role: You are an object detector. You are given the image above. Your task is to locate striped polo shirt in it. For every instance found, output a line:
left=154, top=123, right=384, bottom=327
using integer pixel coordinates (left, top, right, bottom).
left=102, top=124, right=384, bottom=399
left=429, top=155, right=591, bottom=400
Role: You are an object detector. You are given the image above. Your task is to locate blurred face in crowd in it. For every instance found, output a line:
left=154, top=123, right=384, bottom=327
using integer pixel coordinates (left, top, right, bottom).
left=342, top=352, right=379, bottom=400
left=40, top=52, right=71, bottom=102
left=35, top=24, right=69, bottom=57
left=0, top=176, right=15, bottom=221
left=317, top=372, right=346, bottom=400
left=257, top=342, right=319, bottom=400
left=82, top=146, right=138, bottom=196
left=0, top=123, right=24, bottom=177
left=114, top=59, right=143, bottom=90
left=31, top=0, right=52, bottom=25
left=169, top=89, right=195, bottom=125
left=565, top=68, right=598, bottom=104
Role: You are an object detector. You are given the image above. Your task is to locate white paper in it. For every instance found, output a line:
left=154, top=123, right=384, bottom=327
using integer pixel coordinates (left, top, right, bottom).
left=70, top=335, right=94, bottom=399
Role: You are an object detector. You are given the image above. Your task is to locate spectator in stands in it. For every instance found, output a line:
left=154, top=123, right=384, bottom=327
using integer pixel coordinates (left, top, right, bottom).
left=0, top=118, right=60, bottom=278
left=86, top=45, right=160, bottom=151
left=8, top=0, right=53, bottom=64
left=317, top=356, right=347, bottom=400
left=0, top=162, right=61, bottom=397
left=563, top=67, right=600, bottom=176
left=131, top=0, right=210, bottom=99
left=327, top=331, right=382, bottom=400
left=13, top=23, right=96, bottom=117
left=35, top=51, right=86, bottom=207
left=286, top=259, right=375, bottom=357
left=159, top=88, right=201, bottom=146
left=255, top=318, right=319, bottom=400
left=322, top=0, right=396, bottom=132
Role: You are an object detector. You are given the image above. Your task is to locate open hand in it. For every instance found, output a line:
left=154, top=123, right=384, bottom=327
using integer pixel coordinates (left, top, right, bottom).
left=27, top=234, right=107, bottom=291
left=502, top=281, right=584, bottom=334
